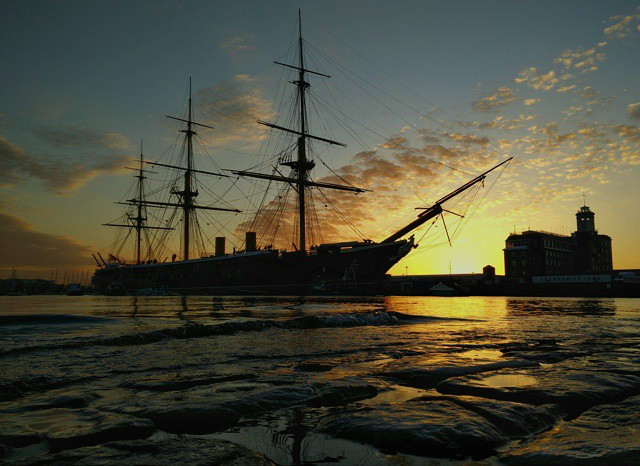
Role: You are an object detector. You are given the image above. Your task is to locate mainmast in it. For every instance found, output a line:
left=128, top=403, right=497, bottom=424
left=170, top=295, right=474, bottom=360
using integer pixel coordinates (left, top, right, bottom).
left=295, top=10, right=310, bottom=252
left=233, top=10, right=365, bottom=252
left=177, top=78, right=197, bottom=261
left=135, top=141, right=145, bottom=264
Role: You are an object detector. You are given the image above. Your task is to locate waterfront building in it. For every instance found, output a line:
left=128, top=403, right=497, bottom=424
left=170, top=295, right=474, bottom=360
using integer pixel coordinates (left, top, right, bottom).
left=572, top=205, right=613, bottom=273
left=504, top=204, right=613, bottom=279
left=504, top=230, right=575, bottom=278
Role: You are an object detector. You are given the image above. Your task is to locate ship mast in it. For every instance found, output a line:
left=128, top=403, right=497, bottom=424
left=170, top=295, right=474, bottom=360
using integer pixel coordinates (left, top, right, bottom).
left=104, top=141, right=174, bottom=264
left=135, top=141, right=145, bottom=264
left=137, top=78, right=241, bottom=261
left=296, top=9, right=309, bottom=252
left=179, top=78, right=197, bottom=261
left=233, top=10, right=366, bottom=252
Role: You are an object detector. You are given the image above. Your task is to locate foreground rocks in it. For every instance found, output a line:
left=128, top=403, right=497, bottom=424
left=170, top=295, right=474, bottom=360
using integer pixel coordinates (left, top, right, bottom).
left=108, top=381, right=379, bottom=435
left=0, top=408, right=154, bottom=451
left=382, top=358, right=539, bottom=389
left=436, top=366, right=640, bottom=417
left=501, top=395, right=640, bottom=465
left=319, top=395, right=563, bottom=458
left=10, top=438, right=276, bottom=466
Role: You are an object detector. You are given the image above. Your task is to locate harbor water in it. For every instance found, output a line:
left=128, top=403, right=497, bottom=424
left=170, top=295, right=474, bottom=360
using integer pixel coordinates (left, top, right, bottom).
left=1, top=296, right=639, bottom=464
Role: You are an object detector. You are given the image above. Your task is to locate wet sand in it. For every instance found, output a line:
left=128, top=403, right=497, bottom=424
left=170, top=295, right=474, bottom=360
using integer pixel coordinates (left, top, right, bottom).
left=1, top=296, right=639, bottom=465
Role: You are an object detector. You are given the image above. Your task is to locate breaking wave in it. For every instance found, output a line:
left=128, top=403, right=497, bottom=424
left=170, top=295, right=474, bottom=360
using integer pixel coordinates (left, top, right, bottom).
left=0, top=310, right=463, bottom=357
left=0, top=314, right=111, bottom=326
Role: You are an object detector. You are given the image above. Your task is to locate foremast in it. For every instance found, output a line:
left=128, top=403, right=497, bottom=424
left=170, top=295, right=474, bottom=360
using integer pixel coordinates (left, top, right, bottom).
left=175, top=79, right=197, bottom=261
left=103, top=141, right=173, bottom=264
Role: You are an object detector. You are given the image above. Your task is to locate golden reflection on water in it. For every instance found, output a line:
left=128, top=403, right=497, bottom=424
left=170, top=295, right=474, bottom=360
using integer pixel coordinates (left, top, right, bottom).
left=480, top=373, right=538, bottom=388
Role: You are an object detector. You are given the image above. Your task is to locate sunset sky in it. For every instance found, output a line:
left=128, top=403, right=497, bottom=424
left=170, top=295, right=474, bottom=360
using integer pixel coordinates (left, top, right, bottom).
left=1, top=0, right=639, bottom=278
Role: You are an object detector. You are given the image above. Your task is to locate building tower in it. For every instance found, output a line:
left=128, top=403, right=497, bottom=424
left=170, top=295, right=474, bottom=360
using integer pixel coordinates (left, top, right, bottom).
left=576, top=205, right=596, bottom=232
left=572, top=203, right=612, bottom=273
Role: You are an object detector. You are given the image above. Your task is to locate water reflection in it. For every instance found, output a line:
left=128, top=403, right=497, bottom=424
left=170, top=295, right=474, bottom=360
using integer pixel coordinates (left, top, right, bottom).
left=506, top=298, right=616, bottom=316
left=131, top=296, right=138, bottom=317
left=481, top=373, right=537, bottom=388
left=178, top=295, right=188, bottom=319
left=216, top=409, right=382, bottom=465
left=274, top=408, right=311, bottom=466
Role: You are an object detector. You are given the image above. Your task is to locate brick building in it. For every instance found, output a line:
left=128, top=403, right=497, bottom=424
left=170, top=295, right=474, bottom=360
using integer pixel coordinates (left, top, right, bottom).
left=504, top=204, right=612, bottom=279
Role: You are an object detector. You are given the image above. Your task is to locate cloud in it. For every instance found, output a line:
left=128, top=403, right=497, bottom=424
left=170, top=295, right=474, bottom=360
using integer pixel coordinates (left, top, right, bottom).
left=610, top=124, right=640, bottom=143
left=36, top=126, right=131, bottom=151
left=556, top=85, right=577, bottom=93
left=515, top=67, right=559, bottom=91
left=194, top=74, right=273, bottom=146
left=232, top=120, right=502, bottom=249
left=220, top=35, right=254, bottom=54
left=442, top=132, right=489, bottom=145
left=0, top=212, right=93, bottom=269
left=474, top=114, right=535, bottom=131
left=523, top=99, right=539, bottom=106
left=554, top=48, right=605, bottom=73
left=515, top=68, right=558, bottom=91
left=628, top=102, right=640, bottom=119
left=380, top=135, right=409, bottom=149
left=604, top=11, right=640, bottom=39
left=472, top=86, right=518, bottom=112
left=0, top=134, right=129, bottom=194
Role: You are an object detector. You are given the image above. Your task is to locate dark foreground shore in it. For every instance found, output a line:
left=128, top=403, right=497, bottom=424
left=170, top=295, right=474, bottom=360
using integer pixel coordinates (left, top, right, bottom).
left=1, top=296, right=639, bottom=465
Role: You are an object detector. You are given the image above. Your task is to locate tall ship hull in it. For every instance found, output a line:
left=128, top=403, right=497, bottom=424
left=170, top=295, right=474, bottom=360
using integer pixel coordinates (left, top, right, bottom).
left=93, top=238, right=413, bottom=295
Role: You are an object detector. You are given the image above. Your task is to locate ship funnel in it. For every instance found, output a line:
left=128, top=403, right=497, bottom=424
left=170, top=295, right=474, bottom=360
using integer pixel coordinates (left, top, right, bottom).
left=215, top=237, right=226, bottom=256
left=245, top=231, right=257, bottom=252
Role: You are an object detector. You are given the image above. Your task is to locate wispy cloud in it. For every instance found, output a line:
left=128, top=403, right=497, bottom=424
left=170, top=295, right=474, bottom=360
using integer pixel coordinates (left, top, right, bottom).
left=628, top=102, right=640, bottom=119
left=0, top=212, right=92, bottom=269
left=556, top=85, right=577, bottom=93
left=604, top=8, right=640, bottom=39
left=554, top=47, right=606, bottom=74
left=515, top=67, right=558, bottom=91
left=194, top=74, right=273, bottom=146
left=0, top=134, right=129, bottom=194
left=472, top=86, right=518, bottom=112
left=220, top=35, right=254, bottom=54
left=36, top=126, right=131, bottom=151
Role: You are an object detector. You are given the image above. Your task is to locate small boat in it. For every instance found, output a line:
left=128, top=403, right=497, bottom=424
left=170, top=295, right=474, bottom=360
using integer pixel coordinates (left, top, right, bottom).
left=429, top=282, right=456, bottom=297
left=66, top=283, right=84, bottom=296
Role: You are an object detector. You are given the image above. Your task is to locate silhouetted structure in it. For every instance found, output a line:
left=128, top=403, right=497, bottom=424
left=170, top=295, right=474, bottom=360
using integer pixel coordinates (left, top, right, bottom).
left=504, top=230, right=575, bottom=278
left=504, top=203, right=612, bottom=280
left=0, top=278, right=56, bottom=294
left=572, top=205, right=613, bottom=273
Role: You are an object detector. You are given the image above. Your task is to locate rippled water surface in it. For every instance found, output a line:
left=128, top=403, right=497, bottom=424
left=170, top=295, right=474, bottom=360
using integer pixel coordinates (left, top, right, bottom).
left=1, top=296, right=639, bottom=465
